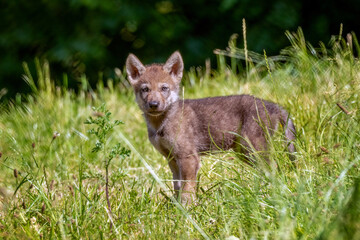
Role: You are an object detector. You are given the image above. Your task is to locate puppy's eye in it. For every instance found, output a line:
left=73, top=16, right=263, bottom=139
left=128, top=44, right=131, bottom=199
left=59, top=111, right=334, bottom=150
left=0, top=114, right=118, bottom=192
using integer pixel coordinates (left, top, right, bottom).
left=161, top=86, right=169, bottom=91
left=141, top=87, right=149, bottom=92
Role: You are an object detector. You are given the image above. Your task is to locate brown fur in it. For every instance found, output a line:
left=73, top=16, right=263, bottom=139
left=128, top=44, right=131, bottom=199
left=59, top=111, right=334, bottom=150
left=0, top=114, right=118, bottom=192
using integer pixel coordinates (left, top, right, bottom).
left=126, top=51, right=296, bottom=203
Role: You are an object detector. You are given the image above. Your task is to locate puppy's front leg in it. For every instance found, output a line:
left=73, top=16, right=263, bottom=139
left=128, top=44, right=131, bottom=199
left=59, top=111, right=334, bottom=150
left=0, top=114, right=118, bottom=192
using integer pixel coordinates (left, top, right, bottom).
left=177, top=153, right=200, bottom=204
left=168, top=159, right=181, bottom=193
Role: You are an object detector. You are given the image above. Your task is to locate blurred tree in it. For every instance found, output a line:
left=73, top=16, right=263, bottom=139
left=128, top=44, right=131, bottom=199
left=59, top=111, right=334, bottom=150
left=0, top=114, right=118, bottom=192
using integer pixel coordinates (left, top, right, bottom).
left=0, top=0, right=359, bottom=98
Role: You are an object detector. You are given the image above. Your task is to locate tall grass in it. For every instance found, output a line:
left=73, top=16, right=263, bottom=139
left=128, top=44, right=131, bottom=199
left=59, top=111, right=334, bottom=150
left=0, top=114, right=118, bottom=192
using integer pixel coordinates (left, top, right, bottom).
left=1, top=28, right=359, bottom=239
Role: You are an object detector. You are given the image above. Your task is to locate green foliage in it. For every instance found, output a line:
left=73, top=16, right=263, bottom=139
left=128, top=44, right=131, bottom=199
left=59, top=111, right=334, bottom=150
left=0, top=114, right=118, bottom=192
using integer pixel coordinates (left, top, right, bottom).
left=0, top=31, right=360, bottom=238
left=2, top=0, right=360, bottom=100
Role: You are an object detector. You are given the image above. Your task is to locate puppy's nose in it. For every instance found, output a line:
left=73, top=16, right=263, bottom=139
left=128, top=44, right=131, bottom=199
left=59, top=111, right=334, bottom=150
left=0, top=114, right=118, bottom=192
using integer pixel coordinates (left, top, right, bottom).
left=149, top=101, right=159, bottom=109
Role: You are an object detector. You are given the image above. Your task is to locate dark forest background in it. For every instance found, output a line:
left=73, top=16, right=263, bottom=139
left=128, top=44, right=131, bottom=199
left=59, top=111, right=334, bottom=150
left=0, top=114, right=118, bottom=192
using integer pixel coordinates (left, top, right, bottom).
left=1, top=0, right=359, bottom=98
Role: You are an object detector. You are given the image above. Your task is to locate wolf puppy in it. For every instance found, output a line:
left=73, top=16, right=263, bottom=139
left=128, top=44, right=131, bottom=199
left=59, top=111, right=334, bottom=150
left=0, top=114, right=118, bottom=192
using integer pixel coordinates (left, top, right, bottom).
left=126, top=51, right=296, bottom=203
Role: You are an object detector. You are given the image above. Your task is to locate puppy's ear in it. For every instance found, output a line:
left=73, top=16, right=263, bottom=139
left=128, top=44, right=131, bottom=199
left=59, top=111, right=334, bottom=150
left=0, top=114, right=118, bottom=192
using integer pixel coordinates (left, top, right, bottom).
left=126, top=54, right=146, bottom=85
left=163, top=51, right=184, bottom=84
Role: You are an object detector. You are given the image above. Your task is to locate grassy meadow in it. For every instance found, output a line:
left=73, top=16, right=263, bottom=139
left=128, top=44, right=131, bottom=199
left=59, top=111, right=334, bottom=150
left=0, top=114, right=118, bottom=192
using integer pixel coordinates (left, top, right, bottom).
left=1, top=29, right=360, bottom=239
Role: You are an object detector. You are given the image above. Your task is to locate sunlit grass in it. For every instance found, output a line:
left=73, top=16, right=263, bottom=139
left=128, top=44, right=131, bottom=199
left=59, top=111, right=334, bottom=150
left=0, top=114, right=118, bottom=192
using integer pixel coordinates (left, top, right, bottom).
left=0, top=29, right=359, bottom=239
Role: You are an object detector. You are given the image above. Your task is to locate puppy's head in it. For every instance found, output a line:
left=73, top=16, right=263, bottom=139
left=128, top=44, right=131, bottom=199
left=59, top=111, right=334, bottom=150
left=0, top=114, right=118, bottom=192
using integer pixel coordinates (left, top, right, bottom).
left=126, top=51, right=183, bottom=116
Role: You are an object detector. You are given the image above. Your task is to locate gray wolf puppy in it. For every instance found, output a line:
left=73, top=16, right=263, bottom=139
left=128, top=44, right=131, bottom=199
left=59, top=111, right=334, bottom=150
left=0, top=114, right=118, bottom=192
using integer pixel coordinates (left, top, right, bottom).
left=126, top=51, right=296, bottom=203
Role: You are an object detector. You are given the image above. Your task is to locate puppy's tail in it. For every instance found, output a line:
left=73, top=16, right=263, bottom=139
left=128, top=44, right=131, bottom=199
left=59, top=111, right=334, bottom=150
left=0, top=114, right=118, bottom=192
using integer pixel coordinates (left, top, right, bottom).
left=280, top=110, right=297, bottom=160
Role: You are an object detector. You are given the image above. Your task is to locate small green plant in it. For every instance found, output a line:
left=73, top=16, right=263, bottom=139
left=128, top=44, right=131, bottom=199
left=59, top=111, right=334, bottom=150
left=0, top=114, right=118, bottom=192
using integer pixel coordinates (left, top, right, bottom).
left=84, top=104, right=130, bottom=219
